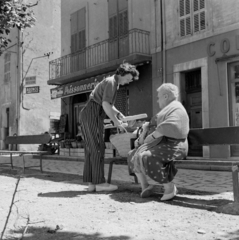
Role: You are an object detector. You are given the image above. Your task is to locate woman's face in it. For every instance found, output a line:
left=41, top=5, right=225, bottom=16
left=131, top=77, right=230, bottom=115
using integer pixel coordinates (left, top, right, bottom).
left=119, top=74, right=134, bottom=85
left=157, top=89, right=168, bottom=109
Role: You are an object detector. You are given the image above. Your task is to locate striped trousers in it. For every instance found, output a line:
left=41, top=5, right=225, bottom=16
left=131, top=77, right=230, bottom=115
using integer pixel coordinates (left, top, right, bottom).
left=79, top=100, right=106, bottom=184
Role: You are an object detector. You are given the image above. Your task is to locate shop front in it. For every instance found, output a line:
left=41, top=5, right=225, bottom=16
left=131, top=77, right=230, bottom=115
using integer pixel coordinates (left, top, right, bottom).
left=50, top=63, right=153, bottom=157
left=168, top=30, right=239, bottom=159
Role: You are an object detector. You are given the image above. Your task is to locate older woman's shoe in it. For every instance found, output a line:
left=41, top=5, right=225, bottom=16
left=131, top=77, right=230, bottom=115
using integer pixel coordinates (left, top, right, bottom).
left=140, top=185, right=153, bottom=198
left=95, top=184, right=118, bottom=192
left=161, top=185, right=177, bottom=201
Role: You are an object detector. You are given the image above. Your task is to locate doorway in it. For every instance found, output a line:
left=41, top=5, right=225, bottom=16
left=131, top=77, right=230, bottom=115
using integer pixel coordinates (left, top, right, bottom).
left=228, top=61, right=239, bottom=156
left=72, top=93, right=89, bottom=138
left=184, top=69, right=203, bottom=156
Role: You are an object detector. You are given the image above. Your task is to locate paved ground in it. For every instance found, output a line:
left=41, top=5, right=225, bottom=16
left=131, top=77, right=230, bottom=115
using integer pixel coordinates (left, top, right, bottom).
left=0, top=154, right=234, bottom=194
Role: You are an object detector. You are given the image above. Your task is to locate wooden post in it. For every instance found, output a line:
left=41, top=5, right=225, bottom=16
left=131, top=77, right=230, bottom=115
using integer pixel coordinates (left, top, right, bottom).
left=232, top=164, right=239, bottom=203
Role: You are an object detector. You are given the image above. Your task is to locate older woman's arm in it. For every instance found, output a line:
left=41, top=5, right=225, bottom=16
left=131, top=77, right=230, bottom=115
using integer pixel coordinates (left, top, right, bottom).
left=144, top=130, right=163, bottom=143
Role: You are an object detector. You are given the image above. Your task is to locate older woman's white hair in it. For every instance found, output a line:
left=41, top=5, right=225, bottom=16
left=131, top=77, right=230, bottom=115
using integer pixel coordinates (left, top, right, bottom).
left=157, top=83, right=179, bottom=100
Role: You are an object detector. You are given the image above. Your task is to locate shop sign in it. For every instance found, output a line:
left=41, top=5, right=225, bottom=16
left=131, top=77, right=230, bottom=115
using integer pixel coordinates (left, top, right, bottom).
left=50, top=79, right=100, bottom=99
left=26, top=86, right=40, bottom=94
left=50, top=72, right=114, bottom=99
left=207, top=36, right=239, bottom=57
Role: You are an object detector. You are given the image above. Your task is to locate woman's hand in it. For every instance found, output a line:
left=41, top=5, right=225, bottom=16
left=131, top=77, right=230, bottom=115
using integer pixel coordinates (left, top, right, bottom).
left=116, top=122, right=128, bottom=132
left=117, top=112, right=125, bottom=120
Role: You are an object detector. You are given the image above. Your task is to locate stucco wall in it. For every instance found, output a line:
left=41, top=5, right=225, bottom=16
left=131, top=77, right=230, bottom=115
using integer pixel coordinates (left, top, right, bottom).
left=19, top=0, right=61, bottom=145
left=0, top=29, right=19, bottom=149
left=0, top=0, right=61, bottom=150
left=61, top=0, right=152, bottom=57
left=128, top=64, right=153, bottom=118
left=164, top=0, right=239, bottom=49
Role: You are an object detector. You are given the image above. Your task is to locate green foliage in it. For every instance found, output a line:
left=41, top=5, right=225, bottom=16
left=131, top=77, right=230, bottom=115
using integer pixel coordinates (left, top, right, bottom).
left=0, top=0, right=36, bottom=54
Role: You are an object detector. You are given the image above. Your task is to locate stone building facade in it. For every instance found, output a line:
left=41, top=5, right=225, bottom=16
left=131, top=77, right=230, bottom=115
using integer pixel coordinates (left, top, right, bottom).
left=0, top=0, right=61, bottom=150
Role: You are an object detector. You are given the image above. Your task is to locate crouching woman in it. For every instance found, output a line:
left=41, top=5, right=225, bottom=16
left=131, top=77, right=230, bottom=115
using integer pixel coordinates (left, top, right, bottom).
left=128, top=83, right=189, bottom=201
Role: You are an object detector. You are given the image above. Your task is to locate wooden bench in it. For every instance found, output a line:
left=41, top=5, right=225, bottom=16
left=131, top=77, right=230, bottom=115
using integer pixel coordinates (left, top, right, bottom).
left=106, top=126, right=239, bottom=203
left=0, top=134, right=51, bottom=173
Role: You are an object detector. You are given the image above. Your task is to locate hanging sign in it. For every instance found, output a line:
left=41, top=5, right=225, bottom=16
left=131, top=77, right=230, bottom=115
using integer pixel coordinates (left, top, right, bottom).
left=26, top=86, right=40, bottom=94
left=50, top=73, right=113, bottom=99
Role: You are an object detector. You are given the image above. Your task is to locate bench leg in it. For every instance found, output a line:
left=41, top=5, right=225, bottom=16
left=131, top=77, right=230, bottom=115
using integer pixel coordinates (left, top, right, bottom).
left=40, top=154, right=43, bottom=173
left=232, top=164, right=239, bottom=203
left=10, top=153, right=13, bottom=169
left=107, top=160, right=114, bottom=184
left=134, top=175, right=138, bottom=184
left=22, top=155, right=25, bottom=173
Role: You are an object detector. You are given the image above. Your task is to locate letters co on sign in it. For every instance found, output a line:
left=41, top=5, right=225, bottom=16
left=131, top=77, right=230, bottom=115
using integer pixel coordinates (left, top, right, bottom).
left=26, top=86, right=40, bottom=94
left=207, top=36, right=239, bottom=57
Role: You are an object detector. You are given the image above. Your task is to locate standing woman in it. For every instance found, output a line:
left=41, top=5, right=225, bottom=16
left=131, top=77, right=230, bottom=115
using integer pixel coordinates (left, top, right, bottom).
left=79, top=62, right=139, bottom=192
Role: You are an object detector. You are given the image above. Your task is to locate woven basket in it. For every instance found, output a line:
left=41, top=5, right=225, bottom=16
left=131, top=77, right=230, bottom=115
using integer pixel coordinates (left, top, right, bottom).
left=110, top=131, right=136, bottom=157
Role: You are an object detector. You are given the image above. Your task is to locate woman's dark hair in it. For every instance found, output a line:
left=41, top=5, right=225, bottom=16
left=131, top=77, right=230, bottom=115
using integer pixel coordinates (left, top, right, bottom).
left=115, top=62, right=139, bottom=80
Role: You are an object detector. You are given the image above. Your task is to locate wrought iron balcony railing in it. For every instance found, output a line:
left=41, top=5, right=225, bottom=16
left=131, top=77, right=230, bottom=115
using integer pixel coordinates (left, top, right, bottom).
left=49, top=28, right=150, bottom=80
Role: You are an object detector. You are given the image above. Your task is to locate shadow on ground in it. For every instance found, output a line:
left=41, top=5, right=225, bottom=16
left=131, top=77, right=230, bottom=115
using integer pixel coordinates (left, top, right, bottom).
left=0, top=167, right=236, bottom=215
left=6, top=226, right=130, bottom=240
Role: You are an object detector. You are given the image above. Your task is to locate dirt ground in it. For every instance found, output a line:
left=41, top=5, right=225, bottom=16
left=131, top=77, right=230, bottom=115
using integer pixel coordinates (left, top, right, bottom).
left=0, top=168, right=239, bottom=240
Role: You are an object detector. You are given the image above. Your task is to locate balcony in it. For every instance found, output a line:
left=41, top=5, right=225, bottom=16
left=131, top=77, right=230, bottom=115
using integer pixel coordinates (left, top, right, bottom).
left=48, top=28, right=151, bottom=85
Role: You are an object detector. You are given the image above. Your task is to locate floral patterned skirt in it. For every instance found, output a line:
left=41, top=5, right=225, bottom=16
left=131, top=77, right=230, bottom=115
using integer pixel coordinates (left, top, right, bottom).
left=127, top=136, right=188, bottom=184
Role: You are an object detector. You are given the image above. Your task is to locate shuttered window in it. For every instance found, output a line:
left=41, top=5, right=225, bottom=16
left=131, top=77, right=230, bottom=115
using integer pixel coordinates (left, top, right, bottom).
left=108, top=0, right=128, bottom=39
left=179, top=0, right=206, bottom=37
left=71, top=8, right=86, bottom=53
left=4, top=53, right=11, bottom=83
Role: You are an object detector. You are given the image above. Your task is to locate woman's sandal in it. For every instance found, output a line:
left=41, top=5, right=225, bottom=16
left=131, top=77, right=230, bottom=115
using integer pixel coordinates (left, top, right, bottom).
left=140, top=185, right=153, bottom=198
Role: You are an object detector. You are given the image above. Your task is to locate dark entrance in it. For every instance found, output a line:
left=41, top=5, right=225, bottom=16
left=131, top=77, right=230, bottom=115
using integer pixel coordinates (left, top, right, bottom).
left=184, top=69, right=203, bottom=156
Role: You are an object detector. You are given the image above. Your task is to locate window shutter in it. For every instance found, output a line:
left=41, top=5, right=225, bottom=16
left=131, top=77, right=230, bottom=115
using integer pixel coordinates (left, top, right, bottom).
left=199, top=0, right=205, bottom=9
left=119, top=12, right=123, bottom=35
left=109, top=17, right=113, bottom=39
left=179, top=0, right=191, bottom=36
left=186, top=17, right=191, bottom=35
left=179, top=0, right=184, bottom=16
left=113, top=16, right=118, bottom=38
left=185, top=0, right=190, bottom=14
left=194, top=0, right=199, bottom=11
left=200, top=11, right=205, bottom=30
left=123, top=10, right=128, bottom=34
left=118, top=10, right=128, bottom=35
left=180, top=19, right=185, bottom=37
left=71, top=12, right=78, bottom=53
left=180, top=0, right=206, bottom=37
left=78, top=30, right=86, bottom=50
left=194, top=13, right=199, bottom=32
left=71, top=8, right=86, bottom=53
left=193, top=0, right=205, bottom=33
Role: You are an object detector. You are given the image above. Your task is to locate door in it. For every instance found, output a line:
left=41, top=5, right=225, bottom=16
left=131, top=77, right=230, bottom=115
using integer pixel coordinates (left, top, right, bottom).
left=184, top=69, right=203, bottom=156
left=228, top=61, right=239, bottom=156
left=73, top=103, right=85, bottom=138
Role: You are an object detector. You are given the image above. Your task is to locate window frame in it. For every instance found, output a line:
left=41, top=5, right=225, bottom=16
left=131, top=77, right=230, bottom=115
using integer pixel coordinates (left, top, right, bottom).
left=179, top=0, right=206, bottom=38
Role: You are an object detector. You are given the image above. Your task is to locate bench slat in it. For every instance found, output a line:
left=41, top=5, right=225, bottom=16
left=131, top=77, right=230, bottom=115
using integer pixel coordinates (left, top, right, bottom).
left=188, top=126, right=239, bottom=145
left=5, top=135, right=51, bottom=145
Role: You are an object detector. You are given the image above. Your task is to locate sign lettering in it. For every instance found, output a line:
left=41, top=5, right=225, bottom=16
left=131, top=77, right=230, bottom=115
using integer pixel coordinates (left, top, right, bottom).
left=26, top=86, right=40, bottom=94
